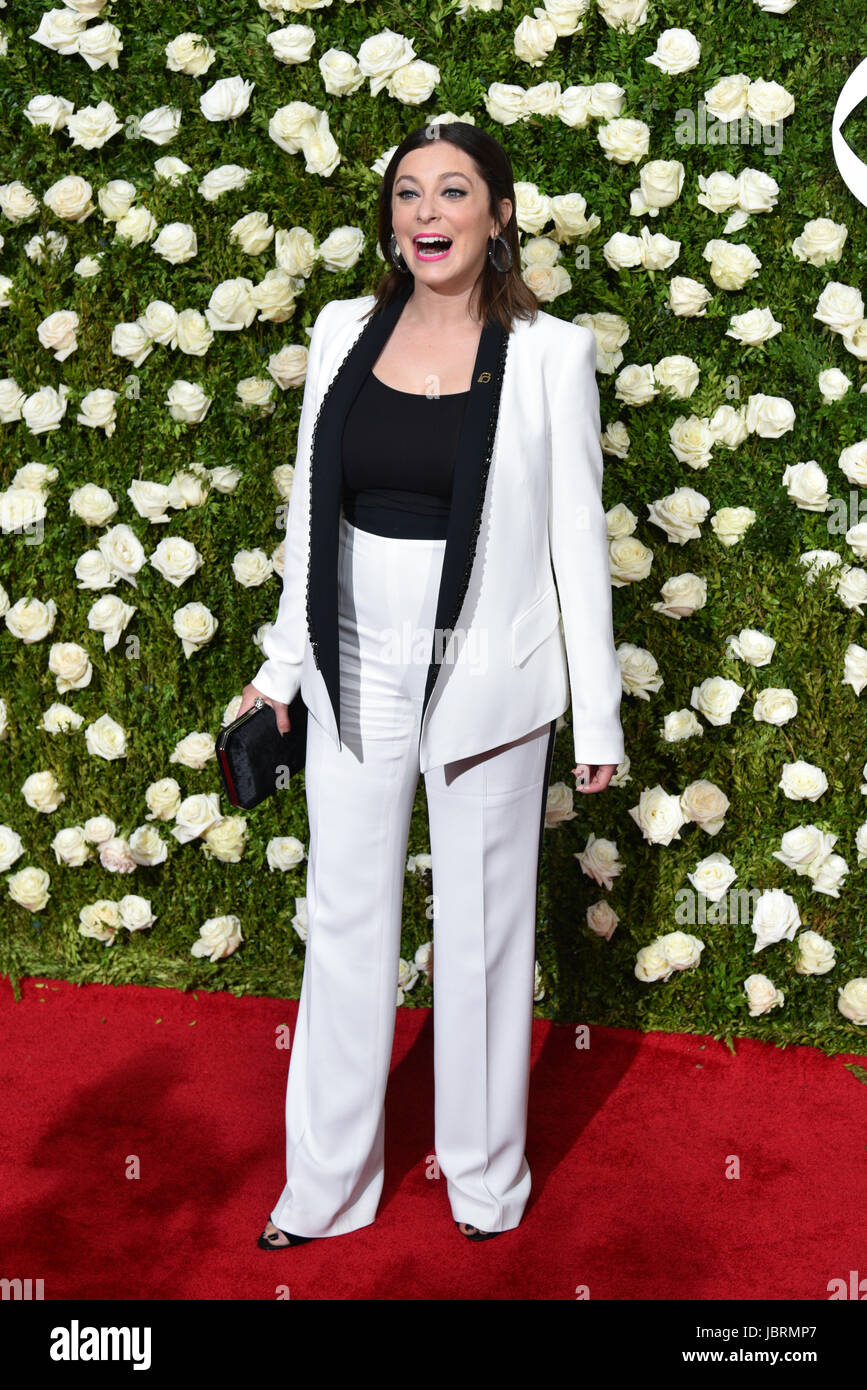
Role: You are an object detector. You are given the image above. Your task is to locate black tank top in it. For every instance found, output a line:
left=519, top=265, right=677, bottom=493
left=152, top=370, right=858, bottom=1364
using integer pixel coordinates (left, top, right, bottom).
left=341, top=369, right=469, bottom=539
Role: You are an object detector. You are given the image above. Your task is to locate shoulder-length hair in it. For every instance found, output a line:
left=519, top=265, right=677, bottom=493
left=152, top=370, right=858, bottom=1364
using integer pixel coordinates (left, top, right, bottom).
left=362, top=121, right=540, bottom=334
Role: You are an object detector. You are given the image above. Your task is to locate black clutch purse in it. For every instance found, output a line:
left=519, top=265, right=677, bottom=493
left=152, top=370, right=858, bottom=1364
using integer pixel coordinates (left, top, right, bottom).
left=216, top=693, right=308, bottom=809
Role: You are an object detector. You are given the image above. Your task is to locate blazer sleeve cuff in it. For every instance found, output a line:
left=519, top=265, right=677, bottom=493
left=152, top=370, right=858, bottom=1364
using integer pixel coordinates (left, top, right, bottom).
left=251, top=656, right=302, bottom=707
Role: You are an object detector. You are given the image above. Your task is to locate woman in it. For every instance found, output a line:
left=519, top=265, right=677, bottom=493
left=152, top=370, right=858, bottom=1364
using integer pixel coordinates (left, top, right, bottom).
left=238, top=121, right=625, bottom=1245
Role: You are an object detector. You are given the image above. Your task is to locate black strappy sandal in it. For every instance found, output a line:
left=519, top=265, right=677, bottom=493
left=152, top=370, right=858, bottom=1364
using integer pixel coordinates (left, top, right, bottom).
left=257, top=1221, right=315, bottom=1249
left=455, top=1220, right=501, bottom=1241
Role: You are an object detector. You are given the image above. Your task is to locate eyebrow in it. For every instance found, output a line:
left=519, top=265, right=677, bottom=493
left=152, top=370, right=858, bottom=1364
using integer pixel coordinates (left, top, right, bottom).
left=394, top=171, right=472, bottom=185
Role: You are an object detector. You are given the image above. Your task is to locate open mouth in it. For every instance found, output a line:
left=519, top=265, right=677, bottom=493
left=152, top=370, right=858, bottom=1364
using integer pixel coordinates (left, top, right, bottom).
left=414, top=236, right=453, bottom=260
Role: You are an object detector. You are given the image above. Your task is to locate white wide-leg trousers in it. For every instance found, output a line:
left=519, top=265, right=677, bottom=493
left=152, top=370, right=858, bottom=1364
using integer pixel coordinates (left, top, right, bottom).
left=270, top=515, right=555, bottom=1237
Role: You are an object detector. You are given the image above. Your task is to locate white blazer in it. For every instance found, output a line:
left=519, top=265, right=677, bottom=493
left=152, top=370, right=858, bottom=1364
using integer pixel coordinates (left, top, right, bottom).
left=252, top=281, right=625, bottom=774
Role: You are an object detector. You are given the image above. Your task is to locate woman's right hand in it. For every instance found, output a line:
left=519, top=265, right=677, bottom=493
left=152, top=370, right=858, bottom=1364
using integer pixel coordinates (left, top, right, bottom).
left=238, top=682, right=291, bottom=735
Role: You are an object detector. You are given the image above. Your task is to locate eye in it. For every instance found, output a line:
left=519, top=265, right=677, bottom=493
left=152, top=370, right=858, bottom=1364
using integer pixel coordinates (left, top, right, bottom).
left=396, top=188, right=467, bottom=199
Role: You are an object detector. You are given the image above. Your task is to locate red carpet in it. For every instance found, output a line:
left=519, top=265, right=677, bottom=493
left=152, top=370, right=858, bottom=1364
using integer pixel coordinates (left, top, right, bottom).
left=2, top=973, right=866, bottom=1301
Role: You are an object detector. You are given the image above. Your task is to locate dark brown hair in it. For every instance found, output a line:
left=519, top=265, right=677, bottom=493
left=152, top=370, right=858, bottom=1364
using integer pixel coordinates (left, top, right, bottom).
left=363, top=121, right=539, bottom=334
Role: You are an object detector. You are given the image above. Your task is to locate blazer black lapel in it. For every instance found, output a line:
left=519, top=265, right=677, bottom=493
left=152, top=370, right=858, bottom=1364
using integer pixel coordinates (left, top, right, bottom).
left=306, top=276, right=510, bottom=745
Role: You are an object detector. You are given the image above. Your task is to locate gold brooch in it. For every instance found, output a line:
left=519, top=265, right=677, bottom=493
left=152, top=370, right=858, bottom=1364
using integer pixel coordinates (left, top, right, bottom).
left=477, top=371, right=491, bottom=383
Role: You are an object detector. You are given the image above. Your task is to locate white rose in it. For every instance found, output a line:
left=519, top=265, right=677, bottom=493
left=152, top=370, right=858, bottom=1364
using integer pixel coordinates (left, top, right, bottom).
left=76, top=389, right=119, bottom=434
left=746, top=78, right=794, bottom=125
left=628, top=784, right=688, bottom=845
left=0, top=378, right=27, bottom=421
left=22, top=383, right=71, bottom=433
left=544, top=781, right=576, bottom=825
left=0, top=488, right=46, bottom=534
left=98, top=837, right=136, bottom=873
left=114, top=206, right=158, bottom=247
left=795, top=931, right=835, bottom=976
left=779, top=761, right=828, bottom=802
left=597, top=117, right=650, bottom=164
left=613, top=363, right=657, bottom=405
left=167, top=471, right=209, bottom=508
left=485, top=82, right=528, bottom=125
left=319, top=48, right=365, bottom=96
left=209, top=466, right=241, bottom=493
left=710, top=507, right=756, bottom=546
left=136, top=106, right=183, bottom=146
left=165, top=380, right=212, bottom=423
left=291, top=897, right=308, bottom=943
left=744, top=974, right=784, bottom=1016
left=152, top=222, right=197, bottom=265
left=6, top=597, right=57, bottom=643
left=169, top=732, right=216, bottom=769
left=618, top=643, right=664, bottom=699
left=0, top=825, right=25, bottom=872
left=110, top=320, right=154, bottom=368
left=633, top=159, right=685, bottom=217
left=690, top=676, right=744, bottom=726
left=814, top=281, right=863, bottom=334
left=230, top=211, right=274, bottom=255
left=232, top=549, right=274, bottom=586
left=647, top=486, right=710, bottom=542
left=85, top=713, right=127, bottom=760
left=645, top=26, right=700, bottom=74
left=680, top=780, right=730, bottom=835
left=725, top=628, right=776, bottom=666
left=387, top=60, right=441, bottom=105
left=51, top=826, right=91, bottom=866
left=69, top=482, right=118, bottom=526
left=687, top=851, right=737, bottom=903
left=140, top=300, right=179, bottom=346
left=792, top=218, right=848, bottom=268
left=781, top=460, right=827, bottom=510
left=250, top=270, right=296, bottom=324
left=37, top=309, right=79, bottom=361
left=40, top=702, right=84, bottom=734
left=175, top=310, right=213, bottom=357
left=150, top=536, right=204, bottom=587
left=268, top=344, right=308, bottom=390
left=745, top=393, right=795, bottom=438
left=87, top=593, right=136, bottom=651
left=77, top=20, right=123, bottom=71
left=8, top=865, right=51, bottom=911
left=98, top=179, right=136, bottom=220
left=586, top=900, right=618, bottom=940
left=190, top=914, right=243, bottom=960
left=635, top=940, right=673, bottom=983
left=668, top=276, right=712, bottom=316
left=165, top=33, right=216, bottom=76
left=128, top=826, right=168, bottom=866
left=25, top=94, right=75, bottom=132
left=697, top=170, right=741, bottom=215
left=751, top=888, right=800, bottom=953
left=662, top=709, right=703, bottom=741
left=47, top=642, right=91, bottom=692
left=197, top=164, right=251, bottom=200
left=703, top=238, right=761, bottom=290
left=653, top=572, right=707, bottom=619
left=269, top=24, right=316, bottom=65
left=43, top=174, right=95, bottom=222
left=273, top=226, right=317, bottom=277
left=753, top=687, right=798, bottom=726
left=837, top=979, right=867, bottom=1025
left=200, top=75, right=255, bottom=121
left=205, top=277, right=257, bottom=332
left=818, top=368, right=851, bottom=402
left=173, top=792, right=222, bottom=843
left=574, top=833, right=623, bottom=890
left=657, top=930, right=704, bottom=970
left=266, top=836, right=306, bottom=870
left=727, top=307, right=782, bottom=347
left=98, top=523, right=147, bottom=585
left=836, top=565, right=867, bottom=613
left=653, top=354, right=699, bottom=398
left=357, top=29, right=416, bottom=94
left=145, top=778, right=182, bottom=821
left=202, top=817, right=248, bottom=863
left=22, top=770, right=65, bottom=813
left=84, top=815, right=116, bottom=844
left=118, top=893, right=156, bottom=930
left=704, top=74, right=750, bottom=122
left=173, top=603, right=217, bottom=657
left=837, top=439, right=867, bottom=487
left=127, top=480, right=172, bottom=523
left=66, top=100, right=123, bottom=150
left=79, top=899, right=120, bottom=943
left=609, top=535, right=653, bottom=586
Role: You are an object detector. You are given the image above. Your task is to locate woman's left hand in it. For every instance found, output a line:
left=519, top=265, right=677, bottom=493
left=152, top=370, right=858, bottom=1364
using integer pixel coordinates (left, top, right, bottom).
left=572, top=764, right=617, bottom=794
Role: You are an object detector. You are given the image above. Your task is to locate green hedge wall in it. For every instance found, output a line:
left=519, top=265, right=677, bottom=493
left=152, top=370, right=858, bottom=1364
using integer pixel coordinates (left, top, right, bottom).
left=2, top=0, right=867, bottom=1058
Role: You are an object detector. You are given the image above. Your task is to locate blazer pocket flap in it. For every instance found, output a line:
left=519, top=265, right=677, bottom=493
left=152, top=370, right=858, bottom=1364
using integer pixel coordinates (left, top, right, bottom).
left=511, top=584, right=561, bottom=666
